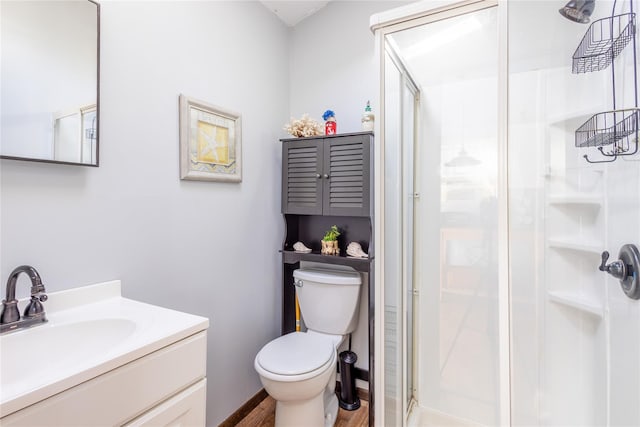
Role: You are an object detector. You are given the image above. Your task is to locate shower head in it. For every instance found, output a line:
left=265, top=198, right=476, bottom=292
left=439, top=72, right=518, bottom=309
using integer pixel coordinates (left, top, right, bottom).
left=559, top=0, right=595, bottom=23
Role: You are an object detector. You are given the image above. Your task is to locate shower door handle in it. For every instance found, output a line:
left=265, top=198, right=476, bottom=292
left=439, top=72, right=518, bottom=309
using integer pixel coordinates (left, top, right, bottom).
left=598, top=244, right=640, bottom=300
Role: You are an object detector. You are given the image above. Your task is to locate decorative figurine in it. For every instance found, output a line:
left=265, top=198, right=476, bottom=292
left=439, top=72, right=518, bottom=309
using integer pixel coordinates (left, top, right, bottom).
left=322, top=110, right=337, bottom=135
left=321, top=225, right=341, bottom=255
left=293, top=241, right=312, bottom=253
left=346, top=242, right=368, bottom=258
left=361, top=101, right=374, bottom=132
left=284, top=114, right=324, bottom=137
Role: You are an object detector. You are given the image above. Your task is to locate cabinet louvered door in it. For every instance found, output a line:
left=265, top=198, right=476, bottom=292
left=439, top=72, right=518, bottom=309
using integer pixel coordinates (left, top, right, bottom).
left=282, top=139, right=323, bottom=215
left=323, top=135, right=371, bottom=217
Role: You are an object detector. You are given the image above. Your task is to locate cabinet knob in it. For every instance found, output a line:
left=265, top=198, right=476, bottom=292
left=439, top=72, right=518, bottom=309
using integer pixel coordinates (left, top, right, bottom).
left=323, top=174, right=330, bottom=179
left=315, top=173, right=321, bottom=179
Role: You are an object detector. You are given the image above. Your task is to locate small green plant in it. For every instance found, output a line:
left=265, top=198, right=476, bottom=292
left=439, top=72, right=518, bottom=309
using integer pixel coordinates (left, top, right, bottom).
left=322, top=225, right=341, bottom=242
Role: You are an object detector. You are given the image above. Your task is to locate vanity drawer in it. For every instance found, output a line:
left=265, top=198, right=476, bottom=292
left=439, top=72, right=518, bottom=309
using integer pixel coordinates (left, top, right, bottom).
left=123, top=379, right=206, bottom=427
left=1, top=331, right=207, bottom=426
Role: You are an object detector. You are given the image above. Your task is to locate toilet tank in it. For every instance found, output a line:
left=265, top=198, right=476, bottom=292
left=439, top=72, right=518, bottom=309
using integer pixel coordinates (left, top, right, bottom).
left=293, top=268, right=362, bottom=335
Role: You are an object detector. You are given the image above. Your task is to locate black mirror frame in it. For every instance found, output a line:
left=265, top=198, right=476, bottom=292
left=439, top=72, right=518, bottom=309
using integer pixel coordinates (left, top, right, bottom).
left=0, top=0, right=100, bottom=167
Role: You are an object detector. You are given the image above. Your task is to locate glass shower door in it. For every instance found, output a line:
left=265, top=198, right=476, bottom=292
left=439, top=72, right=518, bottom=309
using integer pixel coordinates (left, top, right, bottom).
left=384, top=5, right=502, bottom=425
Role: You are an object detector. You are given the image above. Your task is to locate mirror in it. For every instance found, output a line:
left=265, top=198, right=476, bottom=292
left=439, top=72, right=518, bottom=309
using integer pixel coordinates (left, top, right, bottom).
left=1, top=0, right=99, bottom=166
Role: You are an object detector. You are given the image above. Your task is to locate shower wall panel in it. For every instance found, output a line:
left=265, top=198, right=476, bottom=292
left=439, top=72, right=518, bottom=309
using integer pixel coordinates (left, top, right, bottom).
left=509, top=1, right=640, bottom=426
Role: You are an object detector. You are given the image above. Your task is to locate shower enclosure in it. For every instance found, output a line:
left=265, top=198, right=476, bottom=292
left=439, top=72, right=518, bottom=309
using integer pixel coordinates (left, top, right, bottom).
left=373, top=0, right=640, bottom=425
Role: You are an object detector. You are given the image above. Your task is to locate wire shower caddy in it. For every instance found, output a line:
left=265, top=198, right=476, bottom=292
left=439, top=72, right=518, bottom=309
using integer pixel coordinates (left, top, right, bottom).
left=571, top=0, right=639, bottom=163
left=572, top=13, right=636, bottom=73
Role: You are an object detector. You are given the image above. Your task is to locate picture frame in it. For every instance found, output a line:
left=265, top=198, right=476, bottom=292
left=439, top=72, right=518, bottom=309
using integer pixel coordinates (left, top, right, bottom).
left=179, top=94, right=242, bottom=182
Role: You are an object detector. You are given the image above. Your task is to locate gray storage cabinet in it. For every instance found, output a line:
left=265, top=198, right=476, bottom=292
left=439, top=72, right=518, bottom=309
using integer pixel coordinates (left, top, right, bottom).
left=280, top=131, right=375, bottom=426
left=282, top=133, right=373, bottom=217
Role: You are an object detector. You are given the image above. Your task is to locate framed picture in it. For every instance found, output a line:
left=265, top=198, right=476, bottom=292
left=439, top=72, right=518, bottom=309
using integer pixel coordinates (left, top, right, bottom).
left=179, top=94, right=242, bottom=182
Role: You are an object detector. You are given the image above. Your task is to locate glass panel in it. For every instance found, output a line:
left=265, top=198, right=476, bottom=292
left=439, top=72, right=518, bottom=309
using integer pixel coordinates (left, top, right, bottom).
left=388, top=6, right=500, bottom=425
left=509, top=1, right=640, bottom=425
left=384, top=51, right=404, bottom=427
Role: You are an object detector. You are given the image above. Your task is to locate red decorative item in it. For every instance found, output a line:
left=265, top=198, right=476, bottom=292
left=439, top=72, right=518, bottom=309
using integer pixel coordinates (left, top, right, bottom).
left=325, top=120, right=337, bottom=135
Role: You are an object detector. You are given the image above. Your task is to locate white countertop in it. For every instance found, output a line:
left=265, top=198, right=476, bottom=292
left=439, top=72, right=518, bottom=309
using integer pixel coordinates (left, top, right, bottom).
left=0, top=280, right=209, bottom=417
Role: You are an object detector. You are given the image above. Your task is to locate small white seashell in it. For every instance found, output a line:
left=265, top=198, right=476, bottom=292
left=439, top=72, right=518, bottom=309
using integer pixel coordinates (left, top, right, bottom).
left=346, top=242, right=368, bottom=258
left=293, top=241, right=312, bottom=253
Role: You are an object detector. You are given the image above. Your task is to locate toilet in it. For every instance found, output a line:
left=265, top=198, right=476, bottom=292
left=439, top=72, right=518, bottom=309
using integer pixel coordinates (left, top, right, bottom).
left=254, top=267, right=362, bottom=427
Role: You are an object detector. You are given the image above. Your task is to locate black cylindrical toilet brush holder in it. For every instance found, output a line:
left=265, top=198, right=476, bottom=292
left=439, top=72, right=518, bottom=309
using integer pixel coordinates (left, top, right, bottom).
left=338, top=350, right=360, bottom=410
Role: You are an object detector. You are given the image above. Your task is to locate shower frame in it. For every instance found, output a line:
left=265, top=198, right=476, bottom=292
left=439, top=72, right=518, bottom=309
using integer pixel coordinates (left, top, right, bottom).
left=371, top=0, right=511, bottom=425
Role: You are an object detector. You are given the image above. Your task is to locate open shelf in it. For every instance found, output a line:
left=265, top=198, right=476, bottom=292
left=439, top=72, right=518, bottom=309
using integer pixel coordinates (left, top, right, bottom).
left=548, top=193, right=603, bottom=207
left=547, top=290, right=603, bottom=319
left=281, top=250, right=373, bottom=272
left=548, top=237, right=603, bottom=254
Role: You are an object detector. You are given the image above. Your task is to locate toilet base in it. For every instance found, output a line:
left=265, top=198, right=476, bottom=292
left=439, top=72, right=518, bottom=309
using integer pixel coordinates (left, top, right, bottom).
left=273, top=386, right=340, bottom=427
left=275, top=393, right=324, bottom=427
left=324, top=390, right=339, bottom=427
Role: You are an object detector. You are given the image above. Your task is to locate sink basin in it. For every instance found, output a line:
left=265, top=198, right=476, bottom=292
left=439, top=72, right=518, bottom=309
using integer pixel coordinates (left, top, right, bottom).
left=0, top=318, right=136, bottom=390
left=0, top=280, right=209, bottom=418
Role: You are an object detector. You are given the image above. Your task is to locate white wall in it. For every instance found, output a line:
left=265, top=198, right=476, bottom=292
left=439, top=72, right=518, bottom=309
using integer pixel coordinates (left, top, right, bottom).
left=0, top=2, right=289, bottom=425
left=508, top=1, right=640, bottom=425
left=289, top=1, right=408, bottom=133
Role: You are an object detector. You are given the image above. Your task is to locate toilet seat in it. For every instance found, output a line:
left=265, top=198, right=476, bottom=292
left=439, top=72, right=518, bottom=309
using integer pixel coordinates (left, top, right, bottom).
left=255, top=332, right=336, bottom=382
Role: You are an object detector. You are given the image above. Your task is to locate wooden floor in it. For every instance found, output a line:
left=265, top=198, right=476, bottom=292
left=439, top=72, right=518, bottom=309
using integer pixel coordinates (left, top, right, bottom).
left=235, top=395, right=368, bottom=427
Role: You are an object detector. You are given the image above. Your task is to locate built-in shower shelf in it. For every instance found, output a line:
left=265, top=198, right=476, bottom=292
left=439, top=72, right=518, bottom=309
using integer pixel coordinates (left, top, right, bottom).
left=548, top=237, right=603, bottom=254
left=547, top=193, right=603, bottom=207
left=547, top=290, right=603, bottom=319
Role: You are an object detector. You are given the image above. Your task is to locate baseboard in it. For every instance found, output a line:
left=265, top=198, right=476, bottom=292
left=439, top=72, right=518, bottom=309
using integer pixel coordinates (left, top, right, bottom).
left=218, top=388, right=268, bottom=427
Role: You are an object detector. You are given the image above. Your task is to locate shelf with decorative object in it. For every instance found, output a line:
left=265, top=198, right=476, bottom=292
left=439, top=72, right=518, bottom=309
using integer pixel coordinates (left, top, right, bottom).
left=281, top=250, right=372, bottom=272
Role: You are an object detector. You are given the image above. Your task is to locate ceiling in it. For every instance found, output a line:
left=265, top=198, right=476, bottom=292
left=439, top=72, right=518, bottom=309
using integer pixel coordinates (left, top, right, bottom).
left=260, top=1, right=332, bottom=27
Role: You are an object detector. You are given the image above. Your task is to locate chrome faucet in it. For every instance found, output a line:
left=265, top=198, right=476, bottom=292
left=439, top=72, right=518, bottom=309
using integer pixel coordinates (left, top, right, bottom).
left=0, top=265, right=48, bottom=333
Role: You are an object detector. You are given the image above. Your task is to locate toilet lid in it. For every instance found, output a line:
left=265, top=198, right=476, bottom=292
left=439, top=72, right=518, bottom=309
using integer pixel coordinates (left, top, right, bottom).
left=257, top=332, right=334, bottom=376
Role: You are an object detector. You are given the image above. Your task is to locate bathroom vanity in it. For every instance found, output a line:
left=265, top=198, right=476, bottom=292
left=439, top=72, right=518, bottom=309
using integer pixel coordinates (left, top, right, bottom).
left=0, top=281, right=209, bottom=426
